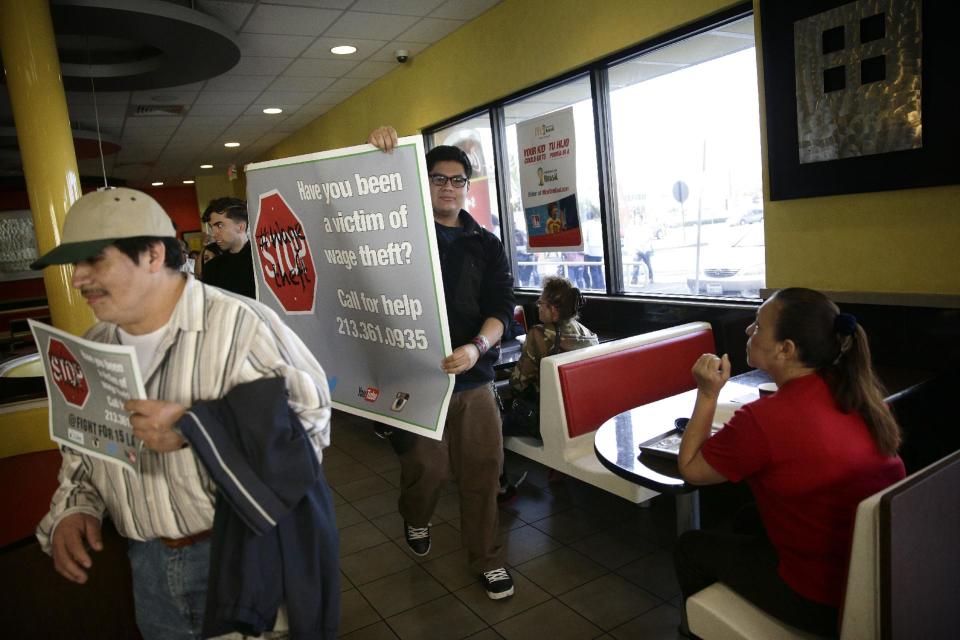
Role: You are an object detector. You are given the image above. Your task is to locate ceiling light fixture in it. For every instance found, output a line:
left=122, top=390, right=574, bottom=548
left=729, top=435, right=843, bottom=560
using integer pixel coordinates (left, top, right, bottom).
left=200, top=164, right=213, bottom=169
left=224, top=142, right=240, bottom=148
left=263, top=107, right=283, bottom=115
left=151, top=181, right=163, bottom=186
left=330, top=45, right=357, bottom=55
left=183, top=180, right=195, bottom=184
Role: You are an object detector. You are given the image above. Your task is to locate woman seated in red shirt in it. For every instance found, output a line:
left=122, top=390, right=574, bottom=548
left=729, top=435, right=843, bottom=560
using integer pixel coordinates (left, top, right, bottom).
left=674, top=288, right=905, bottom=637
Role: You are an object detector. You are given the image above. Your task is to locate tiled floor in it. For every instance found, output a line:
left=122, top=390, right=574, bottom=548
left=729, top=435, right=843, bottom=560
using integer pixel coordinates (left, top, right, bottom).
left=328, top=411, right=686, bottom=640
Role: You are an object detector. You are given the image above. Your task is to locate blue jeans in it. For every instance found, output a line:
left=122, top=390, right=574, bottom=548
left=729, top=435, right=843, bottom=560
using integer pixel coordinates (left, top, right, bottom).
left=128, top=538, right=211, bottom=640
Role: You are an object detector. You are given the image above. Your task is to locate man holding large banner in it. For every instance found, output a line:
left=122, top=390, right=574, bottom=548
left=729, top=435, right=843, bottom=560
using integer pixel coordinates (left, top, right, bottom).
left=368, top=126, right=517, bottom=600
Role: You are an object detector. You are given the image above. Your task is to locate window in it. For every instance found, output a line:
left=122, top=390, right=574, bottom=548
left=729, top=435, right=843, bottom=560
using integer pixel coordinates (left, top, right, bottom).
left=431, top=115, right=500, bottom=234
left=424, top=6, right=762, bottom=300
left=504, top=76, right=603, bottom=291
left=607, top=15, right=763, bottom=298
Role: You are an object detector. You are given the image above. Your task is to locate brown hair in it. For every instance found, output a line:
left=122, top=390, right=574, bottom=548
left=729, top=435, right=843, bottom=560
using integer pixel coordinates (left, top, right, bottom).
left=772, top=288, right=900, bottom=456
left=540, top=276, right=585, bottom=321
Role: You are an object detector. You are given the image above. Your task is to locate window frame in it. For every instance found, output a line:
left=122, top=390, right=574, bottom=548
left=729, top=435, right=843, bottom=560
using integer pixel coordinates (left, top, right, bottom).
left=424, top=2, right=757, bottom=304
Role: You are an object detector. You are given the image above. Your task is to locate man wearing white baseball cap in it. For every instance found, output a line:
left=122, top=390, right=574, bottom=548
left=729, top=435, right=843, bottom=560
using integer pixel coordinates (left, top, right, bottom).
left=33, top=187, right=333, bottom=639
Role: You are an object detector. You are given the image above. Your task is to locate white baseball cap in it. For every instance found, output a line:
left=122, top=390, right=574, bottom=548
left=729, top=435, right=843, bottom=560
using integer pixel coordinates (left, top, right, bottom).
left=31, top=187, right=176, bottom=269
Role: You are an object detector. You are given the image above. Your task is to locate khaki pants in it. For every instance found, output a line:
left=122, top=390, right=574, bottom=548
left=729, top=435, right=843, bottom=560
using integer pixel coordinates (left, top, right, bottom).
left=397, top=384, right=504, bottom=573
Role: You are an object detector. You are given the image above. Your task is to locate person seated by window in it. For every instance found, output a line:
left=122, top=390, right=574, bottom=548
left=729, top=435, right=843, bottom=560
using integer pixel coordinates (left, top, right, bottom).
left=497, top=277, right=598, bottom=502
left=508, top=276, right=598, bottom=409
left=674, top=287, right=905, bottom=638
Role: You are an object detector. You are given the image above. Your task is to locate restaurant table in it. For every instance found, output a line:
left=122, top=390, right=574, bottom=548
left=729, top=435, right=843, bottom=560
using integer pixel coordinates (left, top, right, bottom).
left=593, top=369, right=771, bottom=533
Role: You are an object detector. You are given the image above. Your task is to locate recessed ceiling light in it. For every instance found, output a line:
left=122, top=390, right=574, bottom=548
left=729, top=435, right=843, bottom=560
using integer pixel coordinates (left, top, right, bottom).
left=183, top=180, right=195, bottom=184
left=263, top=107, right=283, bottom=115
left=151, top=181, right=163, bottom=186
left=331, top=45, right=357, bottom=55
left=224, top=141, right=240, bottom=148
left=200, top=164, right=213, bottom=169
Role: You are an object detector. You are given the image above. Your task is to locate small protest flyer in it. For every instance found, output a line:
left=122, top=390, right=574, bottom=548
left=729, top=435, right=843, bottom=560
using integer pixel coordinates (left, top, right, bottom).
left=28, top=319, right=146, bottom=472
left=245, top=136, right=453, bottom=440
left=517, top=106, right=582, bottom=251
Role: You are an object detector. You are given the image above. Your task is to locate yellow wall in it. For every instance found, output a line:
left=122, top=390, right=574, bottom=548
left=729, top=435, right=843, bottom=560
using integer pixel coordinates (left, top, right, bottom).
left=265, top=0, right=960, bottom=297
left=194, top=172, right=246, bottom=221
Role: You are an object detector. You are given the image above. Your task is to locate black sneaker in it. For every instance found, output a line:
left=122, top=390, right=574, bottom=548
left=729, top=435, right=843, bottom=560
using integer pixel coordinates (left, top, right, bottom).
left=481, top=567, right=515, bottom=600
left=404, top=522, right=431, bottom=556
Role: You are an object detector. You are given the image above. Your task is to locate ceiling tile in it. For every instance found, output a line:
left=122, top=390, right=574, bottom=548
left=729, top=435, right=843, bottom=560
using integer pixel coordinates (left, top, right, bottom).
left=121, top=132, right=174, bottom=144
left=268, top=75, right=336, bottom=92
left=197, top=0, right=256, bottom=31
left=256, top=0, right=352, bottom=7
left=369, top=41, right=427, bottom=62
left=233, top=115, right=282, bottom=128
left=178, top=116, right=235, bottom=130
left=121, top=118, right=181, bottom=132
left=221, top=129, right=267, bottom=144
left=396, top=17, right=462, bottom=43
left=430, top=0, right=500, bottom=20
left=237, top=32, right=314, bottom=58
left=345, top=60, right=396, bottom=80
left=311, top=90, right=355, bottom=105
left=324, top=11, right=419, bottom=40
left=194, top=91, right=261, bottom=106
left=229, top=57, right=294, bottom=76
left=203, top=75, right=274, bottom=92
left=243, top=4, right=341, bottom=36
left=188, top=103, right=248, bottom=117
left=326, top=77, right=371, bottom=94
left=129, top=90, right=198, bottom=105
left=350, top=0, right=445, bottom=17
left=66, top=91, right=130, bottom=105
left=282, top=58, right=358, bottom=77
left=257, top=90, right=318, bottom=105
left=301, top=37, right=387, bottom=60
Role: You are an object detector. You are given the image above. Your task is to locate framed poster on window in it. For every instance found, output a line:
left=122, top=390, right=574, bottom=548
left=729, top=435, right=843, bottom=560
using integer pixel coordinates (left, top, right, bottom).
left=759, top=0, right=960, bottom=200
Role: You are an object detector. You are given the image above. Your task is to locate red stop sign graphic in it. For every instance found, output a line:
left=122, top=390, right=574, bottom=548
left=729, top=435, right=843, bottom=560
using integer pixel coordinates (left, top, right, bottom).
left=48, top=338, right=90, bottom=408
left=254, top=191, right=317, bottom=313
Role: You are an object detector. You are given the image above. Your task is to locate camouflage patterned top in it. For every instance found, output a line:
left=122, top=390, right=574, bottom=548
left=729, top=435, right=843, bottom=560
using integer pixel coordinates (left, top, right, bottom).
left=509, top=318, right=598, bottom=398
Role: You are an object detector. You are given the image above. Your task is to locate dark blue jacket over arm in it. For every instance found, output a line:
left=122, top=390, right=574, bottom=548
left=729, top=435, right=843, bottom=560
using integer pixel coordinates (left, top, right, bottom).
left=178, top=377, right=339, bottom=640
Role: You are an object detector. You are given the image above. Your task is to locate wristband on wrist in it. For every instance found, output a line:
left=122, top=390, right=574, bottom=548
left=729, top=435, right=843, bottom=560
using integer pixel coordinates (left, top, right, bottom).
left=471, top=335, right=490, bottom=355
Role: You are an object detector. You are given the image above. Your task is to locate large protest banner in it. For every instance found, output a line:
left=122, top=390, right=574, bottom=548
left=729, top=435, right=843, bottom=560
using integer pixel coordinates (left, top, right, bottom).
left=517, top=107, right=582, bottom=251
left=245, top=137, right=453, bottom=439
left=29, top=320, right=146, bottom=472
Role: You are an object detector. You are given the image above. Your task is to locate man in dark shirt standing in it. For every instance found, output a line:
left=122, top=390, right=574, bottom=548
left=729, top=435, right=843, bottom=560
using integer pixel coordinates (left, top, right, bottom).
left=369, top=126, right=517, bottom=600
left=201, top=197, right=256, bottom=298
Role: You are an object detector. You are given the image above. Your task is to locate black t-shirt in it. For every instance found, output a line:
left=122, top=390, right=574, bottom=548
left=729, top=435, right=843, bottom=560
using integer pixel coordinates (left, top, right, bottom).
left=202, top=242, right=256, bottom=298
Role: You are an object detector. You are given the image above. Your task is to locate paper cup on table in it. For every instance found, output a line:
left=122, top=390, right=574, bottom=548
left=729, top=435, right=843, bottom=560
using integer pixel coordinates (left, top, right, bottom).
left=758, top=382, right=778, bottom=397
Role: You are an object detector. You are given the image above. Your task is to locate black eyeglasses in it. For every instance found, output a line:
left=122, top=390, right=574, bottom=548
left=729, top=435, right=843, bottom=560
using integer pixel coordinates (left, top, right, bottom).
left=428, top=174, right=469, bottom=188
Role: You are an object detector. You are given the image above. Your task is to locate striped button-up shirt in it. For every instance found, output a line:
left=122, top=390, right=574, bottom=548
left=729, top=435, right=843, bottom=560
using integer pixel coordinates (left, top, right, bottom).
left=37, top=276, right=331, bottom=552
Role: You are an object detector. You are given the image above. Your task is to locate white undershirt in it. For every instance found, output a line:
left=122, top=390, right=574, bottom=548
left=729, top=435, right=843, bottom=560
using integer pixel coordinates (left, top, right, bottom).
left=117, top=323, right=168, bottom=378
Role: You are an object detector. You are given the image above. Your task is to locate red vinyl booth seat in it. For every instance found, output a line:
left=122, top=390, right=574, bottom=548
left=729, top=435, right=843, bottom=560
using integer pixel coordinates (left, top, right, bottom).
left=503, top=321, right=715, bottom=503
left=558, top=328, right=715, bottom=439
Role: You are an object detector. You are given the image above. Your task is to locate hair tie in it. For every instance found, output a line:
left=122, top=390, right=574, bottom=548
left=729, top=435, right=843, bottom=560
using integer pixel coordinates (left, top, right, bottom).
left=834, top=312, right=857, bottom=336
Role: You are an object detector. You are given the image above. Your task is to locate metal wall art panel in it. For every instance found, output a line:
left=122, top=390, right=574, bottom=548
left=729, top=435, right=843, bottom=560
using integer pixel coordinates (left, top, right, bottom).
left=760, top=0, right=959, bottom=200
left=794, top=0, right=921, bottom=163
